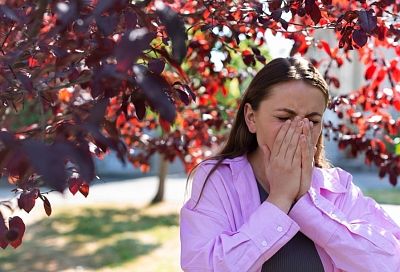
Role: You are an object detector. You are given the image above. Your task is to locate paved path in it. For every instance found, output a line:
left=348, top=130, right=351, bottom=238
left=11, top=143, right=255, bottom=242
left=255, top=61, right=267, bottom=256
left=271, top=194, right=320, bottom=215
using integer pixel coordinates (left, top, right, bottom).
left=1, top=170, right=399, bottom=225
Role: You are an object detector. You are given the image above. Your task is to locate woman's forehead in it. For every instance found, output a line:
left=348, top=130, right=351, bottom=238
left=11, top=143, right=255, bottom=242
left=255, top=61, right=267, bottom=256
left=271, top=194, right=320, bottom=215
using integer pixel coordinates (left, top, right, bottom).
left=264, top=81, right=326, bottom=110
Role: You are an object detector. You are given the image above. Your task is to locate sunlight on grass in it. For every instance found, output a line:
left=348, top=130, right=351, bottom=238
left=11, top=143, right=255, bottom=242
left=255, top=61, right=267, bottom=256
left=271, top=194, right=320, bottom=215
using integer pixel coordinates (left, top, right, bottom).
left=0, top=203, right=181, bottom=272
left=364, top=188, right=400, bottom=205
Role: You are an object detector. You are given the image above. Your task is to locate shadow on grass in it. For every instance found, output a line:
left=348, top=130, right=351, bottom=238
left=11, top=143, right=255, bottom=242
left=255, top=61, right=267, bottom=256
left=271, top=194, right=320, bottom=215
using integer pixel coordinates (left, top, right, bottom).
left=0, top=206, right=179, bottom=271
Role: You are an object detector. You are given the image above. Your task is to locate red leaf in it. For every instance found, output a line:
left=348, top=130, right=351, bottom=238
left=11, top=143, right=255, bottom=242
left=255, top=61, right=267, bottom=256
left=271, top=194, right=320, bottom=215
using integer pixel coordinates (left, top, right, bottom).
left=79, top=182, right=89, bottom=198
left=322, top=0, right=332, bottom=5
left=8, top=217, right=25, bottom=249
left=365, top=64, right=377, bottom=80
left=335, top=56, right=343, bottom=67
left=393, top=99, right=400, bottom=111
left=40, top=194, right=52, bottom=216
left=305, top=0, right=322, bottom=25
left=28, top=56, right=39, bottom=68
left=116, top=113, right=127, bottom=128
left=160, top=118, right=171, bottom=133
left=0, top=212, right=8, bottom=249
left=376, top=68, right=386, bottom=83
left=17, top=189, right=39, bottom=213
left=269, top=0, right=282, bottom=11
left=319, top=40, right=332, bottom=57
left=330, top=77, right=340, bottom=88
left=69, top=177, right=83, bottom=195
left=389, top=168, right=398, bottom=186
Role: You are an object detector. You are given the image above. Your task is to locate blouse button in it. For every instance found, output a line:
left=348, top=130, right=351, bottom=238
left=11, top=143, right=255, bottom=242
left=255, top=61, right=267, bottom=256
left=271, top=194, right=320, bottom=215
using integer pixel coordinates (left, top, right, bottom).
left=277, top=226, right=283, bottom=232
left=261, top=240, right=268, bottom=247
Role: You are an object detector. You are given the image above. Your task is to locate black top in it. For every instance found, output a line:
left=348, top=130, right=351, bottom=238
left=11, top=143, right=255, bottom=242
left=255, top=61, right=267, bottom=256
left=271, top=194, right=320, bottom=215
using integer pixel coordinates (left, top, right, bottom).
left=256, top=180, right=325, bottom=272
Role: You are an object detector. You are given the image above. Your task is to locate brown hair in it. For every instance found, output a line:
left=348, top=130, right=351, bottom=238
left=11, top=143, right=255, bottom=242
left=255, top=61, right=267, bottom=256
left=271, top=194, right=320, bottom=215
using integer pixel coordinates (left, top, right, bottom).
left=187, top=57, right=332, bottom=207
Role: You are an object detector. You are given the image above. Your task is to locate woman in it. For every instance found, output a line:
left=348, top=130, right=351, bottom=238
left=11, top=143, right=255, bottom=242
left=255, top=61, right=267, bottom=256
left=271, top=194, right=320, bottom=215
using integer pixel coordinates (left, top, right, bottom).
left=179, top=57, right=400, bottom=271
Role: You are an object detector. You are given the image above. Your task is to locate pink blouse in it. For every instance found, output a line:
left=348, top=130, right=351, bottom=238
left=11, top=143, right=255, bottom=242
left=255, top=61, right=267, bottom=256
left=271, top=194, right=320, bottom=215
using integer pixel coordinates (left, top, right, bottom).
left=180, top=155, right=400, bottom=271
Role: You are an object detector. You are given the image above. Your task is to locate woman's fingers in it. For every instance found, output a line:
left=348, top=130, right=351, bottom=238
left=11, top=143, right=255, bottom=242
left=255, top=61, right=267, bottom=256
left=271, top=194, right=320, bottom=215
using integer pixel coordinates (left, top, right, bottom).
left=301, top=118, right=313, bottom=165
left=308, top=120, right=313, bottom=150
left=270, top=118, right=292, bottom=158
left=294, top=134, right=304, bottom=166
left=283, top=118, right=303, bottom=162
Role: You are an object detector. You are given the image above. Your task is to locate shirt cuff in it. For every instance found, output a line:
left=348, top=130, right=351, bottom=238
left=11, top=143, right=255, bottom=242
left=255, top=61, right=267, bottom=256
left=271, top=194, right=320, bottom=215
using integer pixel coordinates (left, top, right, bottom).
left=241, top=201, right=300, bottom=252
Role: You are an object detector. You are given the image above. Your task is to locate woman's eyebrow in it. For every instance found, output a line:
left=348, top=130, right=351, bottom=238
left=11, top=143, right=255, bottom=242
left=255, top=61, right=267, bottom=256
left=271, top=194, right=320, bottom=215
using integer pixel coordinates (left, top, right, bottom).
left=274, top=108, right=322, bottom=117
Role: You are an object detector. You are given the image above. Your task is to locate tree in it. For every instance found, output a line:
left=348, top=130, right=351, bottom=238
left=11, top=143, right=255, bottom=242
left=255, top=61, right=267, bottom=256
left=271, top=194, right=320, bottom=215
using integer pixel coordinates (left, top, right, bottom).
left=0, top=0, right=399, bottom=248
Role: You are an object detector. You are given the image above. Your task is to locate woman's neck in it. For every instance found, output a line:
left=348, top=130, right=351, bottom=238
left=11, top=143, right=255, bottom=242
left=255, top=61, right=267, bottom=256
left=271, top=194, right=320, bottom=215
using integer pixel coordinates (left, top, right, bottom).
left=247, top=148, right=270, bottom=193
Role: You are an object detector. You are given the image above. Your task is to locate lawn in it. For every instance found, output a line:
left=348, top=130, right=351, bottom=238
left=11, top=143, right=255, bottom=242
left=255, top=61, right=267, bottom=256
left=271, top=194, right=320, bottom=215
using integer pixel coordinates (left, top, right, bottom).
left=1, top=188, right=399, bottom=272
left=0, top=202, right=181, bottom=272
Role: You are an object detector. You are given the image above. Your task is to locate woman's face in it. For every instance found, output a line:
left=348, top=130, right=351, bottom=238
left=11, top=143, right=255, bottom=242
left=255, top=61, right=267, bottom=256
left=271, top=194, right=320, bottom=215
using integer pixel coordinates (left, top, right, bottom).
left=244, top=80, right=326, bottom=153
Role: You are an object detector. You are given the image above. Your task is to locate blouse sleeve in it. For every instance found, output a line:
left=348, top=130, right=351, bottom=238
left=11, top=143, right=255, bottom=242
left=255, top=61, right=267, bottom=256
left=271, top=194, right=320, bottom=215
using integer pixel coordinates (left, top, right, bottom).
left=289, top=167, right=400, bottom=272
left=180, top=164, right=300, bottom=272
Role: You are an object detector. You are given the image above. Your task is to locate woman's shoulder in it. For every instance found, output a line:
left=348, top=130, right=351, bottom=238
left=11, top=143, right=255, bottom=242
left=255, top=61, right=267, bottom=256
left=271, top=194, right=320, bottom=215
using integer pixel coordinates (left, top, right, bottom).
left=189, top=155, right=248, bottom=197
left=313, top=166, right=354, bottom=192
left=196, top=155, right=248, bottom=174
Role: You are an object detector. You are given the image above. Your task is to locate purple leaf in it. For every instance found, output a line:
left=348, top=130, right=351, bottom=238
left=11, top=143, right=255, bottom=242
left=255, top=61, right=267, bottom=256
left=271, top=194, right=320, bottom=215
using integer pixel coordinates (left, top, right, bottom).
left=0, top=5, right=21, bottom=22
left=52, top=141, right=95, bottom=184
left=16, top=73, right=33, bottom=93
left=133, top=65, right=176, bottom=122
left=177, top=89, right=190, bottom=105
left=358, top=9, right=377, bottom=34
left=305, top=0, right=321, bottom=25
left=0, top=131, right=16, bottom=147
left=86, top=99, right=109, bottom=126
left=131, top=93, right=146, bottom=120
left=271, top=9, right=282, bottom=21
left=40, top=194, right=52, bottom=216
left=96, top=13, right=119, bottom=36
left=22, top=140, right=68, bottom=192
left=55, top=1, right=78, bottom=27
left=156, top=3, right=187, bottom=64
left=186, top=85, right=196, bottom=101
left=17, top=189, right=39, bottom=213
left=93, top=0, right=114, bottom=15
left=352, top=29, right=368, bottom=47
left=0, top=212, right=8, bottom=249
left=124, top=11, right=137, bottom=29
left=148, top=59, right=165, bottom=74
left=8, top=217, right=25, bottom=248
left=389, top=169, right=398, bottom=186
left=115, top=28, right=156, bottom=71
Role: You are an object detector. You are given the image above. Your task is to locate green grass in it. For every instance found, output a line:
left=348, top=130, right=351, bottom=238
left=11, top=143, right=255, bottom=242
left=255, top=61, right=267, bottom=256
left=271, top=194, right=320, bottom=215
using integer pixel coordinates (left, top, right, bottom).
left=364, top=188, right=400, bottom=205
left=2, top=189, right=399, bottom=272
left=0, top=204, right=180, bottom=272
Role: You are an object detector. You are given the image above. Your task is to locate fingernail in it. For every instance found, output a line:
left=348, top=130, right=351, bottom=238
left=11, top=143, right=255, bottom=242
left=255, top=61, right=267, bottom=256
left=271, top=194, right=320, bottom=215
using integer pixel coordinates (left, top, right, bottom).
left=310, top=121, right=313, bottom=128
left=298, top=121, right=303, bottom=127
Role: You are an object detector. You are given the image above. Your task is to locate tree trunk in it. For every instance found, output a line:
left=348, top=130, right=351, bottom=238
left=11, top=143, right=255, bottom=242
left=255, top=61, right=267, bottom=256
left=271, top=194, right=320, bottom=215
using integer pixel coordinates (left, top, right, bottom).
left=151, top=154, right=169, bottom=204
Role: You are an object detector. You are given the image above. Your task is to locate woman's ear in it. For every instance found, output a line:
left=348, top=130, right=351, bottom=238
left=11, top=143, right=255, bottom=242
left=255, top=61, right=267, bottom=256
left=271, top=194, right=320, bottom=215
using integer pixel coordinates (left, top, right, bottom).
left=244, top=103, right=256, bottom=133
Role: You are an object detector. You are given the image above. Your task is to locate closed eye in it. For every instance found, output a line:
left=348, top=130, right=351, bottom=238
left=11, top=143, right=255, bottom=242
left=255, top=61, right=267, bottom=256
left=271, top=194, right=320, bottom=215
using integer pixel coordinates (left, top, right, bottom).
left=276, top=117, right=320, bottom=124
left=276, top=117, right=290, bottom=121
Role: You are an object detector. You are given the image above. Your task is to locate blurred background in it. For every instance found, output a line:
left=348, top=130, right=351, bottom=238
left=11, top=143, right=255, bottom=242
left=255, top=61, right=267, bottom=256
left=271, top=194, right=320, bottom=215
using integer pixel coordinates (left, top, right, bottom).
left=1, top=1, right=400, bottom=272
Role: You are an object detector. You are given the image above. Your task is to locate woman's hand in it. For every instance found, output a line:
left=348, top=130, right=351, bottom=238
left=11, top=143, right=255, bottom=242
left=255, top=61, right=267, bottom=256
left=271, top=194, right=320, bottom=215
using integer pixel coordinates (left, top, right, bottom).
left=262, top=116, right=303, bottom=213
left=297, top=118, right=316, bottom=200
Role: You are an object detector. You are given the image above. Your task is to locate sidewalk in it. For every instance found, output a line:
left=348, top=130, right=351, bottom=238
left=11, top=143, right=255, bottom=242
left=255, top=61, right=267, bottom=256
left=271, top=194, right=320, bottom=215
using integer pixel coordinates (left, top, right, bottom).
left=1, top=170, right=399, bottom=226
